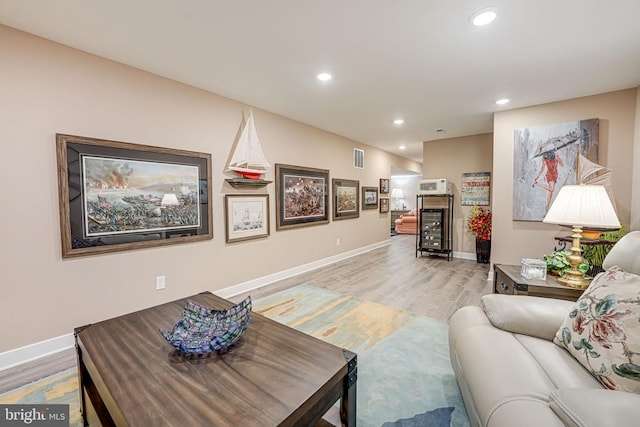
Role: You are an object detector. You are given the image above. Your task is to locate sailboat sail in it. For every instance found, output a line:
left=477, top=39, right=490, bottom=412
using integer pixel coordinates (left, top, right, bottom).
left=577, top=154, right=617, bottom=214
left=228, top=109, right=271, bottom=179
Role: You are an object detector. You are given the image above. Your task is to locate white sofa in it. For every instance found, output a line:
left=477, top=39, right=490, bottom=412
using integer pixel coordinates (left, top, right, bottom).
left=449, top=231, right=640, bottom=427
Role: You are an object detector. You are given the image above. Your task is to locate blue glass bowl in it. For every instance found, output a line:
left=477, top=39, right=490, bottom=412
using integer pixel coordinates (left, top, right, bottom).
left=160, top=296, right=251, bottom=355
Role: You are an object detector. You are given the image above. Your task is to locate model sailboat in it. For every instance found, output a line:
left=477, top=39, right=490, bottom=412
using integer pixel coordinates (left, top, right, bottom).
left=227, top=109, right=271, bottom=182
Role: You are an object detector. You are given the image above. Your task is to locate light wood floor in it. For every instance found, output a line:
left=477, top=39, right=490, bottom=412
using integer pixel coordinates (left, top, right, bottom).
left=0, top=234, right=492, bottom=393
left=232, top=234, right=492, bottom=320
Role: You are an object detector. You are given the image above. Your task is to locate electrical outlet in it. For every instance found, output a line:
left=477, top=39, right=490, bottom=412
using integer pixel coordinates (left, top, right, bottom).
left=336, top=238, right=341, bottom=246
left=155, top=275, right=166, bottom=290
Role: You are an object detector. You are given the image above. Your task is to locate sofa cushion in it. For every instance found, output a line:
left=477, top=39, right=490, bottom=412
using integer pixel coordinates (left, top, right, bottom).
left=481, top=294, right=574, bottom=341
left=549, top=388, right=640, bottom=427
left=554, top=266, right=640, bottom=394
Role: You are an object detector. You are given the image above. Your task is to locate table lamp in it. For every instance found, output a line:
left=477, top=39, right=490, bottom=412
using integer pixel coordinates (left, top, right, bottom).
left=391, top=188, right=404, bottom=210
left=543, top=184, right=620, bottom=288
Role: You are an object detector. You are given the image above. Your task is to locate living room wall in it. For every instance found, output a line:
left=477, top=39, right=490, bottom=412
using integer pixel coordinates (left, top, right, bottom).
left=492, top=88, right=638, bottom=267
left=422, top=133, right=494, bottom=256
left=0, top=25, right=421, bottom=354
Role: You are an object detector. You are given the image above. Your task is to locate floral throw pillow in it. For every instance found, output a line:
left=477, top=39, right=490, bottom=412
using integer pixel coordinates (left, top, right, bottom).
left=554, top=266, right=640, bottom=393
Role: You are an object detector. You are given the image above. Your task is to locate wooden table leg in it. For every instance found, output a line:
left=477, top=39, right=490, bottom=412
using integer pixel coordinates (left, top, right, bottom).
left=340, top=350, right=357, bottom=427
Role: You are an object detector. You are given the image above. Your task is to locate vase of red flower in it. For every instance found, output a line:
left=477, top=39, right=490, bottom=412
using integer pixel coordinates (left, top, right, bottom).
left=468, top=206, right=492, bottom=263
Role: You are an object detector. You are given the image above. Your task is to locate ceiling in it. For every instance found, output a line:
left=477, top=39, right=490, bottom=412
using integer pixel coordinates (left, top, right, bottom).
left=1, top=1, right=639, bottom=163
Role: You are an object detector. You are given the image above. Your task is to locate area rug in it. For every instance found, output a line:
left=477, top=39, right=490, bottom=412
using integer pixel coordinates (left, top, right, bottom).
left=253, top=284, right=469, bottom=426
left=0, top=285, right=469, bottom=426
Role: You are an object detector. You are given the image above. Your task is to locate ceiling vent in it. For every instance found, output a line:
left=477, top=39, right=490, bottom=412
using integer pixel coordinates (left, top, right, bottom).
left=353, top=148, right=364, bottom=169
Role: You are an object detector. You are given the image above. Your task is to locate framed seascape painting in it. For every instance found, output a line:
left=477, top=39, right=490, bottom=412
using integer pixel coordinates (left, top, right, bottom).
left=275, top=164, right=330, bottom=230
left=225, top=194, right=269, bottom=243
left=379, top=178, right=389, bottom=194
left=56, top=134, right=212, bottom=258
left=379, top=198, right=389, bottom=213
left=332, top=179, right=359, bottom=220
left=512, top=118, right=598, bottom=221
left=362, top=186, right=378, bottom=210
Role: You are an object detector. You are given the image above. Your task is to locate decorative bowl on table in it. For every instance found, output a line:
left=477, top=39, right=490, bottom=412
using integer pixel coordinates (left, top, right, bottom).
left=160, top=296, right=251, bottom=356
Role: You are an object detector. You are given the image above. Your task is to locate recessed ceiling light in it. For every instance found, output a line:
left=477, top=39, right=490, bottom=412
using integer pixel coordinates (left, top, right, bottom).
left=399, top=145, right=406, bottom=150
left=316, top=72, right=332, bottom=82
left=470, top=7, right=497, bottom=26
left=393, top=119, right=404, bottom=125
left=496, top=98, right=510, bottom=105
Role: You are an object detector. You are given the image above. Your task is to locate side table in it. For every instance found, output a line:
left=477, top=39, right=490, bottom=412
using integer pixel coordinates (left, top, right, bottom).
left=493, top=264, right=584, bottom=301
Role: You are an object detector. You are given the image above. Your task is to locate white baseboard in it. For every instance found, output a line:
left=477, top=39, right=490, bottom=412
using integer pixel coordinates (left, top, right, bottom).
left=0, top=239, right=391, bottom=372
left=0, top=333, right=75, bottom=372
left=453, top=251, right=477, bottom=261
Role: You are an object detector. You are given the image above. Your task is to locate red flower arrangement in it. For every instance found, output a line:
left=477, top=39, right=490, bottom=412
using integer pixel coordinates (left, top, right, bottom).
left=468, top=206, right=492, bottom=241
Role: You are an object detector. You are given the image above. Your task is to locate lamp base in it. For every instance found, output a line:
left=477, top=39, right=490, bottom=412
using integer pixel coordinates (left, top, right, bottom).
left=557, top=268, right=590, bottom=289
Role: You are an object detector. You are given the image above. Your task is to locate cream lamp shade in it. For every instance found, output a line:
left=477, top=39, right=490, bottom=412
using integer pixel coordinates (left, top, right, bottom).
left=542, top=184, right=620, bottom=229
left=390, top=188, right=404, bottom=199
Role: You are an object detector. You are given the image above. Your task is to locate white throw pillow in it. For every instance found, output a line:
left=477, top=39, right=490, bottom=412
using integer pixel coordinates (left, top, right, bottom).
left=554, top=266, right=640, bottom=394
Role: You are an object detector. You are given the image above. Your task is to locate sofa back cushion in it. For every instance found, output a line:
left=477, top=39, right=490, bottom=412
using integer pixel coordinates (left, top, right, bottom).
left=602, top=231, right=640, bottom=275
left=554, top=266, right=640, bottom=394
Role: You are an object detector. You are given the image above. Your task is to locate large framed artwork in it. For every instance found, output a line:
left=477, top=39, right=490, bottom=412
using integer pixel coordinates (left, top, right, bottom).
left=332, top=179, right=359, bottom=220
left=513, top=118, right=599, bottom=221
left=275, top=164, right=329, bottom=230
left=362, top=186, right=378, bottom=210
left=56, top=134, right=212, bottom=258
left=225, top=194, right=269, bottom=243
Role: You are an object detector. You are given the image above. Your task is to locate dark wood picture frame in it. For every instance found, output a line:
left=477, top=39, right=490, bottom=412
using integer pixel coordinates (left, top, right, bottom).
left=224, top=194, right=269, bottom=243
left=56, top=134, right=213, bottom=258
left=362, top=186, right=379, bottom=210
left=379, top=198, right=390, bottom=213
left=379, top=178, right=389, bottom=194
left=332, top=179, right=359, bottom=220
left=275, top=164, right=329, bottom=230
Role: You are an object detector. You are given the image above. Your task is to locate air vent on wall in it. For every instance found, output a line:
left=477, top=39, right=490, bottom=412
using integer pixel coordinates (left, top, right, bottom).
left=354, top=148, right=364, bottom=169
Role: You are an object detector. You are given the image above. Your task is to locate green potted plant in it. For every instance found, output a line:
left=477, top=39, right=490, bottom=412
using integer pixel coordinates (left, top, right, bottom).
left=542, top=251, right=590, bottom=276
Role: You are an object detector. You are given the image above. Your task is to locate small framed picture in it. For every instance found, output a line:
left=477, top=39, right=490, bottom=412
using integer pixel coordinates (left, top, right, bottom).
left=225, top=194, right=270, bottom=243
left=332, top=179, right=359, bottom=220
left=362, top=186, right=378, bottom=210
left=379, top=178, right=389, bottom=194
left=379, top=198, right=389, bottom=213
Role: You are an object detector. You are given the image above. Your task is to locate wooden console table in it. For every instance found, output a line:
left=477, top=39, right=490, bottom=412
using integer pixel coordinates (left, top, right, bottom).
left=75, top=292, right=357, bottom=426
left=493, top=264, right=584, bottom=301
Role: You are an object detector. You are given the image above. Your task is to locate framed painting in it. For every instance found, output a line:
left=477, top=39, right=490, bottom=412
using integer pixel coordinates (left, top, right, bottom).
left=513, top=118, right=598, bottom=221
left=56, top=134, right=212, bottom=258
left=379, top=178, right=389, bottom=194
left=461, top=172, right=491, bottom=206
left=332, top=179, right=359, bottom=220
left=275, top=164, right=329, bottom=230
left=362, top=186, right=378, bottom=210
left=379, top=198, right=389, bottom=213
left=225, top=194, right=269, bottom=243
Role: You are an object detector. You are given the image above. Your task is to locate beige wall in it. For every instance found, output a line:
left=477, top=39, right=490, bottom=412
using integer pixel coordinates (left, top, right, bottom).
left=632, top=87, right=640, bottom=230
left=492, top=89, right=637, bottom=266
left=0, top=25, right=421, bottom=352
left=423, top=133, right=494, bottom=254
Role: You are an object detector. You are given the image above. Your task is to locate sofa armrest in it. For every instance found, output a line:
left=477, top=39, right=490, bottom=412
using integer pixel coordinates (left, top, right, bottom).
left=480, top=294, right=574, bottom=341
left=549, top=388, right=640, bottom=427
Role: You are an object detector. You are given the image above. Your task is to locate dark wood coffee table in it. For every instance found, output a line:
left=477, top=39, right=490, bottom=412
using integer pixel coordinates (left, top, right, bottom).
left=74, top=292, right=357, bottom=426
